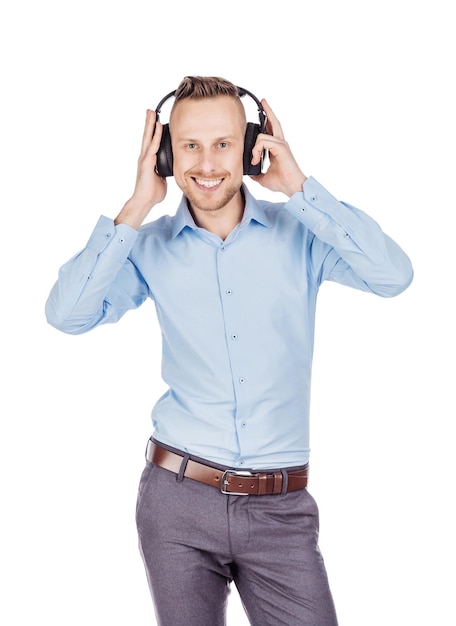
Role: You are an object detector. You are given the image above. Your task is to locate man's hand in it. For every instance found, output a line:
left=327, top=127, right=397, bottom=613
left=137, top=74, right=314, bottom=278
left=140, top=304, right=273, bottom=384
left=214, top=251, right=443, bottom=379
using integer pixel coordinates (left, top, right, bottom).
left=250, top=99, right=307, bottom=197
left=115, top=109, right=167, bottom=229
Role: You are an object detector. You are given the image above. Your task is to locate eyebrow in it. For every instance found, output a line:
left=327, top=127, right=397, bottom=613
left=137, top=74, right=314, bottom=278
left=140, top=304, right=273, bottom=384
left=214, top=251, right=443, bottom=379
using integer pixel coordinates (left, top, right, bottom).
left=175, top=135, right=239, bottom=143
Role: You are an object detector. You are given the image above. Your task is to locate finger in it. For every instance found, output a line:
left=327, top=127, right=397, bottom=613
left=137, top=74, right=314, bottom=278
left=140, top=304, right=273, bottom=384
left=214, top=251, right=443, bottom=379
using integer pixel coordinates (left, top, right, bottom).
left=251, top=134, right=283, bottom=164
left=250, top=140, right=266, bottom=165
left=261, top=99, right=285, bottom=140
left=150, top=121, right=163, bottom=154
left=139, top=109, right=157, bottom=156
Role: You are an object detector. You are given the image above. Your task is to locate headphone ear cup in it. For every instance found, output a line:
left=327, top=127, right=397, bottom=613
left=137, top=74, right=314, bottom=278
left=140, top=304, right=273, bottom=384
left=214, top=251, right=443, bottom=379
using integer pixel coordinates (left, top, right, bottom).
left=243, top=123, right=264, bottom=175
left=243, top=123, right=259, bottom=175
left=155, top=123, right=173, bottom=177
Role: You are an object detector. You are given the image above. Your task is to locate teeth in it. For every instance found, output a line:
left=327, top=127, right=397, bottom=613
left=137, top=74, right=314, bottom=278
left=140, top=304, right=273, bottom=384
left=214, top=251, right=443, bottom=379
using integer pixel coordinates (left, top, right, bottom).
left=195, top=178, right=222, bottom=188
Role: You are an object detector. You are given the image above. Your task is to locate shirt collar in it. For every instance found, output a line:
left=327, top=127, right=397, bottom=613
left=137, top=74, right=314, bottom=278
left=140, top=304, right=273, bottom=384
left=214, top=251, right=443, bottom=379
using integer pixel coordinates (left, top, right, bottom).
left=171, top=196, right=196, bottom=238
left=171, top=183, right=273, bottom=239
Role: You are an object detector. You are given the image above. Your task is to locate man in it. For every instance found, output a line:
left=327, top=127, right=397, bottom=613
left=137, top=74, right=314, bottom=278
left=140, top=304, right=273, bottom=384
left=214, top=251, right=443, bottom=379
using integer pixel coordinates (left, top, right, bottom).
left=46, top=76, right=413, bottom=626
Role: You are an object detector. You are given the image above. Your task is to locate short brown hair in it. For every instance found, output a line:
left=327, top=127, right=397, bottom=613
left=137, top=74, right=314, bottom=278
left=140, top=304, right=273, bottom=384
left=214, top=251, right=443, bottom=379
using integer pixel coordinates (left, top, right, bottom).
left=174, top=76, right=240, bottom=101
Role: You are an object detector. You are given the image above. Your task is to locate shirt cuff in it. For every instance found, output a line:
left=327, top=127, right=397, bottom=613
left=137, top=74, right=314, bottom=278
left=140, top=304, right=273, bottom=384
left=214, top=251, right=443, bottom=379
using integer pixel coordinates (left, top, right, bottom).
left=86, top=215, right=139, bottom=263
left=285, top=176, right=343, bottom=230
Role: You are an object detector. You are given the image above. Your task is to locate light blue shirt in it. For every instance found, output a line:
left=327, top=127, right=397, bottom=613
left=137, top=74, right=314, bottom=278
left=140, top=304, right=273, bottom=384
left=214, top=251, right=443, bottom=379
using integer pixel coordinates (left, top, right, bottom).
left=46, top=178, right=413, bottom=469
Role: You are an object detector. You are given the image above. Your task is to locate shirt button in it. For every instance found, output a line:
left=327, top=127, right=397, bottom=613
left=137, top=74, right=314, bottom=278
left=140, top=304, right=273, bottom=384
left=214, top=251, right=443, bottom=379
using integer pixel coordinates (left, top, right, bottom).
left=239, top=377, right=245, bottom=384
left=119, top=237, right=125, bottom=244
left=105, top=232, right=112, bottom=238
left=226, top=289, right=233, bottom=296
left=231, top=333, right=238, bottom=340
left=310, top=194, right=317, bottom=201
left=241, top=421, right=247, bottom=428
left=301, top=206, right=307, bottom=212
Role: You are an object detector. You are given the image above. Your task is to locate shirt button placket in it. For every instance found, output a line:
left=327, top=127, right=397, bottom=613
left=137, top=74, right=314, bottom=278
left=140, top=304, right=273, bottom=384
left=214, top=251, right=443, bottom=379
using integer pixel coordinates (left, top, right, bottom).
left=218, top=247, right=249, bottom=453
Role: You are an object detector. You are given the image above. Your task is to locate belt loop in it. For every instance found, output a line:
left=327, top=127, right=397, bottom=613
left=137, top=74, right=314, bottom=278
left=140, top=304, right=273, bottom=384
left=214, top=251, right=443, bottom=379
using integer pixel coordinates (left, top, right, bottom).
left=280, top=469, right=288, bottom=495
left=177, top=454, right=190, bottom=482
left=272, top=472, right=283, bottom=495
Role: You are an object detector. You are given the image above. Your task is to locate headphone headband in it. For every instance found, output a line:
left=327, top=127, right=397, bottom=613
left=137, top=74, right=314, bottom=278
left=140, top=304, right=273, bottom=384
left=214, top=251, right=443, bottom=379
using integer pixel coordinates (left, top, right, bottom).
left=155, top=86, right=266, bottom=132
left=155, top=90, right=177, bottom=119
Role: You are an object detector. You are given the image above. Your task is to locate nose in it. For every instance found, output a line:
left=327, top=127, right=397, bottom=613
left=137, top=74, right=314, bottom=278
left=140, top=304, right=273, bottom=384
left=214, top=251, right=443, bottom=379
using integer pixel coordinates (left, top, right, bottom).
left=196, top=147, right=219, bottom=173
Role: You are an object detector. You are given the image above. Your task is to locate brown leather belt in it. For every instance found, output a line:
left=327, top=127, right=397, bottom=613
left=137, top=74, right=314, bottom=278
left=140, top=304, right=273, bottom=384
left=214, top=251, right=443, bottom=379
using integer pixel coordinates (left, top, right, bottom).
left=146, top=441, right=308, bottom=496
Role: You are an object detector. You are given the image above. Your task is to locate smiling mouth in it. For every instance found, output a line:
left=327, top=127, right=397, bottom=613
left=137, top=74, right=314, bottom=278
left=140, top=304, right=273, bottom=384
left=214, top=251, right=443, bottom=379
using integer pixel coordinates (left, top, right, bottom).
left=193, top=177, right=223, bottom=188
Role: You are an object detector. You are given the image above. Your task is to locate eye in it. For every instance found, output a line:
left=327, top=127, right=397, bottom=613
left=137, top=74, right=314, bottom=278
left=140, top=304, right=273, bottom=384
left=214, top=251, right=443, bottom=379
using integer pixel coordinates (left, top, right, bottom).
left=218, top=142, right=228, bottom=149
left=186, top=143, right=197, bottom=150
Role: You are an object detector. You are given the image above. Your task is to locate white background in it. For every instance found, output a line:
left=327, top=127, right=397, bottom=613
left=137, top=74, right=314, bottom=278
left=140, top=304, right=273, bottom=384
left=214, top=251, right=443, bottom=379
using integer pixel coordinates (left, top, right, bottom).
left=1, top=1, right=454, bottom=624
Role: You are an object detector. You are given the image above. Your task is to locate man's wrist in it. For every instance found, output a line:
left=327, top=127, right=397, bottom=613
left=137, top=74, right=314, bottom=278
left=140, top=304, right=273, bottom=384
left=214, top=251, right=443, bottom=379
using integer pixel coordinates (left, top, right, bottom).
left=285, top=174, right=307, bottom=197
left=114, top=197, right=154, bottom=229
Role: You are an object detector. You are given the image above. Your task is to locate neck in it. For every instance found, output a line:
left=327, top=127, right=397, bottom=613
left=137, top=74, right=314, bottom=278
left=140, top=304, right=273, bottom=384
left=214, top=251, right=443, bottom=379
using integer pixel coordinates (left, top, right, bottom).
left=188, top=190, right=245, bottom=240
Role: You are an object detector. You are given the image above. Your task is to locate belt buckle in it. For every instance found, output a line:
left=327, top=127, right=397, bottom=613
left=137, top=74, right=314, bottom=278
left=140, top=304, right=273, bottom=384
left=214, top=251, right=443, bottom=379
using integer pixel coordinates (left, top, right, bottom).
left=221, top=469, right=253, bottom=495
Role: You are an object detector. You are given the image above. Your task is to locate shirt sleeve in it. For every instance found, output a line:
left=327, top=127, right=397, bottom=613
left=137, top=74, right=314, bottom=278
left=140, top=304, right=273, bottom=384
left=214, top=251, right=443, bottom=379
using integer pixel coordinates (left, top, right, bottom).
left=285, top=177, right=414, bottom=296
left=45, top=216, right=149, bottom=334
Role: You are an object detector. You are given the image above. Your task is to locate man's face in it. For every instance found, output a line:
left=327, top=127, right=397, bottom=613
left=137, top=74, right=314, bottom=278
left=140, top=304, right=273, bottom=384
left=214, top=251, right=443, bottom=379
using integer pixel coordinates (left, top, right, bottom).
left=170, top=96, right=246, bottom=214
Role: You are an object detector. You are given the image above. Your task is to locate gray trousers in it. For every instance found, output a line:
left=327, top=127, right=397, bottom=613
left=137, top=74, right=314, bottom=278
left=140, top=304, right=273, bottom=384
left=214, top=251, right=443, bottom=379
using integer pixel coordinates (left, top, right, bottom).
left=136, top=449, right=338, bottom=626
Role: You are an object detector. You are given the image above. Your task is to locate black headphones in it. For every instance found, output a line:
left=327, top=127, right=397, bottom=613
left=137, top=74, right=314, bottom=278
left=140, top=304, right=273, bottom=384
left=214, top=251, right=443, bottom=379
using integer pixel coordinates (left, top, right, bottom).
left=154, top=86, right=267, bottom=178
